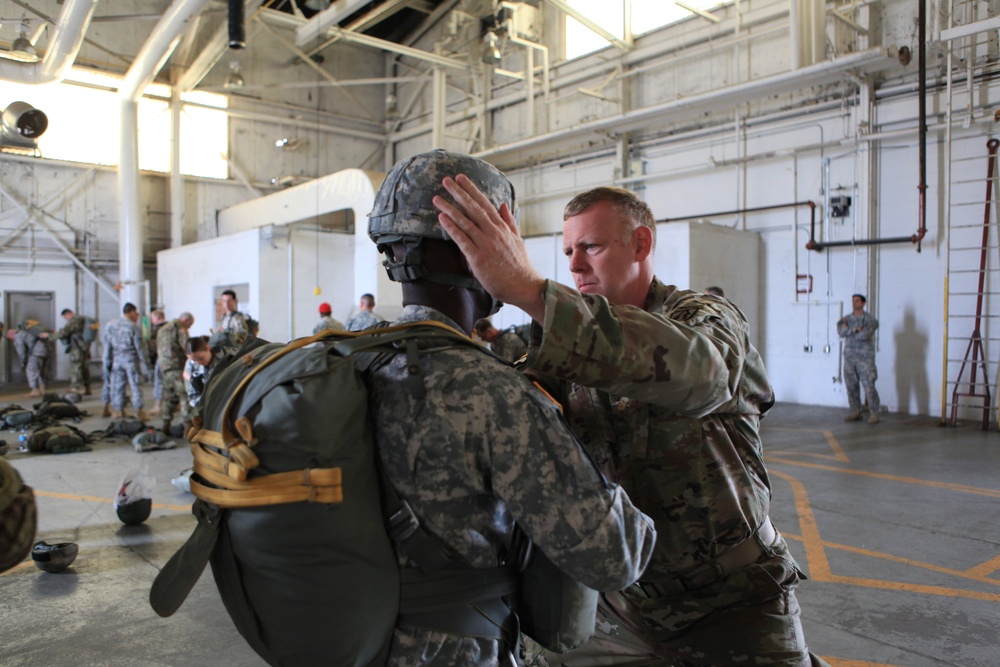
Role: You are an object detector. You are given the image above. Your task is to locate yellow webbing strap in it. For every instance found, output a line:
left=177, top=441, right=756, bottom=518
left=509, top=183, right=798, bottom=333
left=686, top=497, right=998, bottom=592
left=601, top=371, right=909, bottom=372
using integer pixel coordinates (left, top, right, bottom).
left=192, top=321, right=470, bottom=508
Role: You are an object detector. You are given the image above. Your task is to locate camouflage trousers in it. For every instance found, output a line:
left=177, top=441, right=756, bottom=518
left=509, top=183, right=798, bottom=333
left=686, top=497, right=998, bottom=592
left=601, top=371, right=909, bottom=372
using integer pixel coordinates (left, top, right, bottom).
left=843, top=351, right=879, bottom=413
left=68, top=347, right=91, bottom=392
left=536, top=553, right=829, bottom=667
left=24, top=355, right=46, bottom=390
left=108, top=359, right=144, bottom=411
left=153, top=359, right=163, bottom=402
left=159, top=369, right=190, bottom=422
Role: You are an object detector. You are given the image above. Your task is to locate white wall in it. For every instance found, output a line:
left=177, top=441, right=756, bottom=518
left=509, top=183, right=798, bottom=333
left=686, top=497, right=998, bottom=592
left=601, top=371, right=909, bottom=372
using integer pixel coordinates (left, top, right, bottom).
left=157, top=230, right=261, bottom=340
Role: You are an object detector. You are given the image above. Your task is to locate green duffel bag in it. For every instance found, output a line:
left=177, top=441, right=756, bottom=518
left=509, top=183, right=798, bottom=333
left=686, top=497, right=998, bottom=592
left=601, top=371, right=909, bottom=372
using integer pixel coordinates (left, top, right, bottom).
left=28, top=425, right=91, bottom=454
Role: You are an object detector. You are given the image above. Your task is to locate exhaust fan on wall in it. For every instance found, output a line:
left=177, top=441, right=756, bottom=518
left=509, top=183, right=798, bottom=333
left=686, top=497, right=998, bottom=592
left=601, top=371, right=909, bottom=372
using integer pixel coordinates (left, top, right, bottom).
left=1, top=101, right=48, bottom=149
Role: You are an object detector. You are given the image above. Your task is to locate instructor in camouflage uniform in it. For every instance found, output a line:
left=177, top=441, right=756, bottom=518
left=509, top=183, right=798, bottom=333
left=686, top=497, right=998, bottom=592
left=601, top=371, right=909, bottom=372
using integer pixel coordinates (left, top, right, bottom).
left=102, top=302, right=151, bottom=420
left=368, top=150, right=656, bottom=667
left=837, top=293, right=880, bottom=424
left=56, top=308, right=94, bottom=395
left=436, top=182, right=828, bottom=666
left=157, top=312, right=194, bottom=434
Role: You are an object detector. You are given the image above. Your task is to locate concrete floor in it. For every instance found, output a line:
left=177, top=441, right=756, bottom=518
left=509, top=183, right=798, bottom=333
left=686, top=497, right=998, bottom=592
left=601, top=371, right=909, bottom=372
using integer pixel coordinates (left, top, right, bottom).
left=1, top=383, right=998, bottom=667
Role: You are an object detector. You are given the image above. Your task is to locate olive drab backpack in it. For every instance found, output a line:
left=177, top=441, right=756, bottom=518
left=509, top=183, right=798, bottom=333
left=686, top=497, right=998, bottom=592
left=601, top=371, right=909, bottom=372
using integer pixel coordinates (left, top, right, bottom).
left=150, top=322, right=525, bottom=667
left=80, top=317, right=100, bottom=345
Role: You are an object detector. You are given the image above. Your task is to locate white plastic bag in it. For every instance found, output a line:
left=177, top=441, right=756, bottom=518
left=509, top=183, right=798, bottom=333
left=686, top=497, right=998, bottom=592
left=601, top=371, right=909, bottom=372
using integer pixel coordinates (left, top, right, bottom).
left=114, top=464, right=156, bottom=509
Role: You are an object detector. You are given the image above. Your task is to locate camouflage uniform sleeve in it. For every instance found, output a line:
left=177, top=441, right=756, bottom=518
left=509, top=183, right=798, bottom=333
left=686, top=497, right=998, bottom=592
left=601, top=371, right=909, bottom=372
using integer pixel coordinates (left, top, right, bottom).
left=461, top=374, right=656, bottom=592
left=857, top=315, right=878, bottom=341
left=56, top=318, right=80, bottom=343
left=529, top=280, right=740, bottom=417
left=836, top=317, right=849, bottom=338
left=133, top=322, right=151, bottom=374
left=13, top=332, right=27, bottom=364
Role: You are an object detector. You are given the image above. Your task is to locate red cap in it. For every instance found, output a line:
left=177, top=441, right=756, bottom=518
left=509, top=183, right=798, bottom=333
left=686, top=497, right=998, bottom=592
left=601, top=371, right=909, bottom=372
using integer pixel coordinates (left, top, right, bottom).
left=319, top=302, right=332, bottom=315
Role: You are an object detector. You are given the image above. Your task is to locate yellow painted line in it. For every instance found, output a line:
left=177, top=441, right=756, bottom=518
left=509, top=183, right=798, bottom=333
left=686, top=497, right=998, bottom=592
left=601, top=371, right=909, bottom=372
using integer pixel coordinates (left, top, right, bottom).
left=0, top=560, right=36, bottom=577
left=766, top=456, right=1000, bottom=499
left=772, top=469, right=1000, bottom=603
left=965, top=553, right=1000, bottom=578
left=781, top=531, right=1000, bottom=588
left=33, top=489, right=192, bottom=512
left=766, top=427, right=850, bottom=462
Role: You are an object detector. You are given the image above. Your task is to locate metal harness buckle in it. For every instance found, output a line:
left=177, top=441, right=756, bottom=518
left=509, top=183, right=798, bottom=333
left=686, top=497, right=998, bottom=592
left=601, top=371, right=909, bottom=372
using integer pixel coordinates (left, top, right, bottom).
left=387, top=498, right=421, bottom=542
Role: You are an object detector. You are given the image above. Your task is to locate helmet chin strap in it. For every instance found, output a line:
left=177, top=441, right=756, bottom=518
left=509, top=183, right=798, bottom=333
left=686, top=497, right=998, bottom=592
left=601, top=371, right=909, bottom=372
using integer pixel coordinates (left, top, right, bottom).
left=378, top=243, right=503, bottom=316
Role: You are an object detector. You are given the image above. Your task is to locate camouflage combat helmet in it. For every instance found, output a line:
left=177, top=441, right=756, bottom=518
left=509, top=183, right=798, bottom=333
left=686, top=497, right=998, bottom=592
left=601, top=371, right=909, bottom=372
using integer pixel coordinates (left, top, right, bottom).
left=368, top=149, right=517, bottom=290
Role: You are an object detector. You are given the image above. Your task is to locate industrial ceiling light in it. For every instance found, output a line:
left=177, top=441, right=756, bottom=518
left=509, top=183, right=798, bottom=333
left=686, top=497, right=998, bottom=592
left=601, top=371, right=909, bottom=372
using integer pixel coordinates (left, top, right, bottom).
left=275, top=137, right=301, bottom=151
left=9, top=21, right=38, bottom=62
left=304, top=0, right=332, bottom=10
left=385, top=93, right=400, bottom=122
left=224, top=60, right=245, bottom=89
left=482, top=31, right=502, bottom=65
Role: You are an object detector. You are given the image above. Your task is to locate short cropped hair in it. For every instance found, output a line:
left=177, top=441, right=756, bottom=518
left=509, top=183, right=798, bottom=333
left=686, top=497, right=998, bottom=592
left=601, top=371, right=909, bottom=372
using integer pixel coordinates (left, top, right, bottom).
left=222, top=289, right=237, bottom=300
left=186, top=335, right=210, bottom=355
left=563, top=186, right=656, bottom=247
left=360, top=293, right=375, bottom=308
left=123, top=302, right=137, bottom=315
left=474, top=318, right=493, bottom=335
left=852, top=293, right=867, bottom=303
left=61, top=308, right=74, bottom=317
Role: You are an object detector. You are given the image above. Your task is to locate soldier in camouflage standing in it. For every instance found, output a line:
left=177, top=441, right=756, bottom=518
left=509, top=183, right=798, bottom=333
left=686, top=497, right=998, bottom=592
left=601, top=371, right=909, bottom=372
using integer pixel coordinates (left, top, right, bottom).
left=367, top=150, right=656, bottom=667
left=312, top=302, right=344, bottom=334
left=56, top=308, right=94, bottom=395
left=6, top=326, right=49, bottom=397
left=157, top=312, right=194, bottom=434
left=437, top=182, right=829, bottom=666
left=102, top=302, right=151, bottom=420
left=345, top=293, right=384, bottom=331
left=837, top=293, right=880, bottom=424
left=218, top=290, right=250, bottom=344
left=147, top=309, right=167, bottom=415
left=474, top=318, right=528, bottom=363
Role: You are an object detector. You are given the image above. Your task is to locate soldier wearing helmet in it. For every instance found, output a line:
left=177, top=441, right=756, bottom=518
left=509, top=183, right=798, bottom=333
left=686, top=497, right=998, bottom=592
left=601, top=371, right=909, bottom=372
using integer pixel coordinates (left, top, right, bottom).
left=366, top=150, right=655, bottom=666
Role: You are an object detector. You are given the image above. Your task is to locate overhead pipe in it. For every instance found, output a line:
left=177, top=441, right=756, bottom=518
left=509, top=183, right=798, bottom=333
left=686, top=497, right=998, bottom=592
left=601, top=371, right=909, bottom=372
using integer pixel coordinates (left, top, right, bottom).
left=118, top=0, right=211, bottom=309
left=916, top=0, right=927, bottom=252
left=0, top=0, right=99, bottom=84
left=661, top=201, right=817, bottom=228
left=809, top=6, right=928, bottom=254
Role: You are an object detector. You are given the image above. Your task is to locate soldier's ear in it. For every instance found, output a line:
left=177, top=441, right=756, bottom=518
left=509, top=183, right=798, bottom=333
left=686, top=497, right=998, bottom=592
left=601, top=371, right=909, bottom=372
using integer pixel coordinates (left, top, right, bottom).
left=633, top=226, right=653, bottom=263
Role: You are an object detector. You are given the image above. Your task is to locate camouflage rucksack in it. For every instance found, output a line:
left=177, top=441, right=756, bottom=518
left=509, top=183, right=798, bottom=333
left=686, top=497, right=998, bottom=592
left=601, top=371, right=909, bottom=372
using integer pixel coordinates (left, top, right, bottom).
left=2, top=407, right=33, bottom=429
left=151, top=323, right=520, bottom=667
left=34, top=399, right=84, bottom=420
left=0, top=457, right=36, bottom=573
left=27, top=425, right=91, bottom=454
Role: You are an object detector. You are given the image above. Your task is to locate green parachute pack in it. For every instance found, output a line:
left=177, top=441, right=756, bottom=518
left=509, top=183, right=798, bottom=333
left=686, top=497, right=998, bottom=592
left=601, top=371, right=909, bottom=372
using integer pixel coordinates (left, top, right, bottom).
left=150, top=322, right=599, bottom=666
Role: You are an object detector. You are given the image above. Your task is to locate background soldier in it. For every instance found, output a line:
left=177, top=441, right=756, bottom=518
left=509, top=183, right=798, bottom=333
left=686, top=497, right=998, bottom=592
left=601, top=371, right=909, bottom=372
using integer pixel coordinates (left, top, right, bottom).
left=367, top=150, right=655, bottom=666
left=6, top=326, right=49, bottom=397
left=837, top=294, right=880, bottom=424
left=147, top=309, right=167, bottom=415
left=344, top=293, right=383, bottom=331
left=56, top=308, right=94, bottom=395
left=102, top=303, right=151, bottom=420
left=437, top=182, right=828, bottom=666
left=312, top=302, right=343, bottom=334
left=218, top=289, right=250, bottom=345
left=157, top=312, right=194, bottom=434
left=473, top=318, right=528, bottom=363
left=183, top=336, right=220, bottom=415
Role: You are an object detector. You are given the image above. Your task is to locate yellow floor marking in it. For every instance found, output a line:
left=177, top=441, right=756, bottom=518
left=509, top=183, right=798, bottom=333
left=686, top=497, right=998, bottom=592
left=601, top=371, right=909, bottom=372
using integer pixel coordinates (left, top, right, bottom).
left=772, top=469, right=1000, bottom=603
left=767, top=427, right=850, bottom=462
left=766, top=456, right=1000, bottom=499
left=965, top=553, right=1000, bottom=578
left=0, top=560, right=36, bottom=577
left=33, top=489, right=191, bottom=512
left=781, top=531, right=1000, bottom=587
